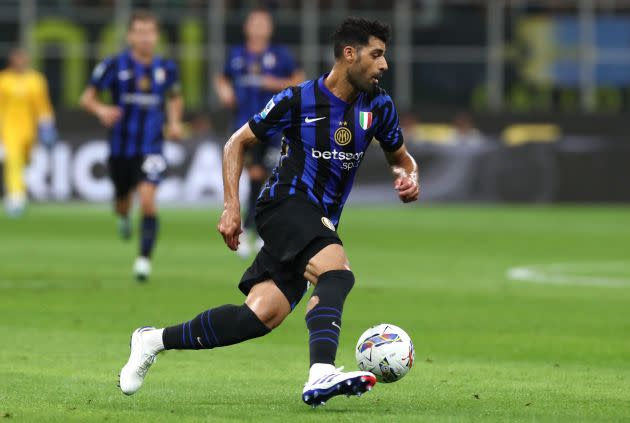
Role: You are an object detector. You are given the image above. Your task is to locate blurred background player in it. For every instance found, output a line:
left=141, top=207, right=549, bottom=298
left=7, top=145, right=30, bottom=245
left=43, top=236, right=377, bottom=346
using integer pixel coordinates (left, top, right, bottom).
left=214, top=8, right=304, bottom=258
left=79, top=10, right=183, bottom=281
left=0, top=47, right=57, bottom=217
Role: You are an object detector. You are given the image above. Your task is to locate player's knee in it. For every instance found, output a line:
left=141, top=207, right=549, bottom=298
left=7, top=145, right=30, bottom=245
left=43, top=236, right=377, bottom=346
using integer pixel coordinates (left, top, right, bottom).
left=304, top=244, right=350, bottom=284
left=139, top=198, right=156, bottom=215
left=248, top=303, right=287, bottom=330
left=245, top=295, right=289, bottom=330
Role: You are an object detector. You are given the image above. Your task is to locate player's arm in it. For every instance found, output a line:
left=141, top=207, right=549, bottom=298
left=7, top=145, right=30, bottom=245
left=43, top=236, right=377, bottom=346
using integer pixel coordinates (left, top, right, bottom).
left=262, top=48, right=305, bottom=91
left=384, top=145, right=419, bottom=203
left=80, top=59, right=121, bottom=128
left=217, top=86, right=295, bottom=250
left=262, top=69, right=305, bottom=92
left=376, top=94, right=419, bottom=203
left=79, top=86, right=122, bottom=128
left=165, top=91, right=184, bottom=141
left=34, top=74, right=57, bottom=147
left=164, top=61, right=184, bottom=141
left=217, top=124, right=260, bottom=250
left=214, top=74, right=237, bottom=109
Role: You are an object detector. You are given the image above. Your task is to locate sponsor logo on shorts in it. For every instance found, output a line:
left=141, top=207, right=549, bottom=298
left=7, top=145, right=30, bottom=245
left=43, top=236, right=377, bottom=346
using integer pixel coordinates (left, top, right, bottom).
left=142, top=154, right=167, bottom=181
left=321, top=217, right=335, bottom=231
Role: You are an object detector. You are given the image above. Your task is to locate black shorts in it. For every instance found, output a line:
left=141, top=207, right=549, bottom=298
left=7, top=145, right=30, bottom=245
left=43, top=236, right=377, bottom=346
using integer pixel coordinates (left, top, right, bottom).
left=238, top=196, right=342, bottom=309
left=108, top=154, right=167, bottom=199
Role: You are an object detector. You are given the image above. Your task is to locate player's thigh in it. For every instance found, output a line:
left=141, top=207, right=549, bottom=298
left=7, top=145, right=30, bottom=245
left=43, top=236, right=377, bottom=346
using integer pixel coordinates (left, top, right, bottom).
left=304, top=243, right=351, bottom=285
left=2, top=136, right=23, bottom=162
left=137, top=181, right=157, bottom=215
left=245, top=280, right=291, bottom=329
left=108, top=158, right=135, bottom=200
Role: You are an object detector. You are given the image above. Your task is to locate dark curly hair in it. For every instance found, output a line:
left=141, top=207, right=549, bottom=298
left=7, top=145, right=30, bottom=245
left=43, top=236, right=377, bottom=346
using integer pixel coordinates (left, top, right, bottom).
left=332, top=17, right=391, bottom=58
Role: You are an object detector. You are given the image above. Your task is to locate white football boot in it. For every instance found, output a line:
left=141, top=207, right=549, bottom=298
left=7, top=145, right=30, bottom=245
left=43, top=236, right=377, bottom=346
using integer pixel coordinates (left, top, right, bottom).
left=119, top=326, right=163, bottom=395
left=133, top=256, right=151, bottom=281
left=4, top=193, right=26, bottom=218
left=302, top=364, right=377, bottom=407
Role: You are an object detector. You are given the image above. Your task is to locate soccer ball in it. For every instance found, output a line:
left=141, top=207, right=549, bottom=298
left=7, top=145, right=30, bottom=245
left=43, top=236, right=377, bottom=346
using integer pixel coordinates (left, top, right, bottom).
left=355, top=323, right=415, bottom=383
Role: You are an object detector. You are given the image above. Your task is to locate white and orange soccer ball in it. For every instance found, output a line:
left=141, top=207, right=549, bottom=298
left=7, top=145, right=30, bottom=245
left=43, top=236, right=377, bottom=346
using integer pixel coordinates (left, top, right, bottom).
left=355, top=323, right=415, bottom=383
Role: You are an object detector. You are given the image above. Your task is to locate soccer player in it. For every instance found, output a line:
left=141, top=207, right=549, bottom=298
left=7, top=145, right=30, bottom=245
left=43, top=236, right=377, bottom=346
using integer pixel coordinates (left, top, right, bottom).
left=0, top=48, right=57, bottom=217
left=119, top=18, right=419, bottom=406
left=79, top=10, right=183, bottom=280
left=214, top=8, right=304, bottom=257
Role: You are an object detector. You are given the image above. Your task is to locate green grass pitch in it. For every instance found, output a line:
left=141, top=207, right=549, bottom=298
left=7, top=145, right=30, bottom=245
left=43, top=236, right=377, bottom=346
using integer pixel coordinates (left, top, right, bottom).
left=1, top=204, right=629, bottom=422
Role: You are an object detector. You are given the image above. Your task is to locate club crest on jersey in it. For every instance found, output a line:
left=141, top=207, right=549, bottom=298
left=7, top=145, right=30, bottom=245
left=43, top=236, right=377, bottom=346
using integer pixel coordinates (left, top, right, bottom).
left=321, top=217, right=335, bottom=231
left=334, top=127, right=352, bottom=146
left=359, top=111, right=373, bottom=130
left=138, top=76, right=151, bottom=92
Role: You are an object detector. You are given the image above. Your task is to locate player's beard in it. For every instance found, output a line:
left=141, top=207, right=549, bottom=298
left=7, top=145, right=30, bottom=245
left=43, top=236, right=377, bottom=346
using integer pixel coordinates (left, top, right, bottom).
left=346, top=66, right=378, bottom=96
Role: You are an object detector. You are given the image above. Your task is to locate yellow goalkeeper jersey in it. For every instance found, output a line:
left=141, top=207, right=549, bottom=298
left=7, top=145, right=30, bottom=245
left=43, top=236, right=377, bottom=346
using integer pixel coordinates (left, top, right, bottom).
left=0, top=69, right=53, bottom=143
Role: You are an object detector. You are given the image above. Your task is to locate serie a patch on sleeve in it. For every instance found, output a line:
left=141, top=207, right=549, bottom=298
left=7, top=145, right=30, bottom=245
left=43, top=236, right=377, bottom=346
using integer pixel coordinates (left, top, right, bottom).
left=260, top=98, right=276, bottom=118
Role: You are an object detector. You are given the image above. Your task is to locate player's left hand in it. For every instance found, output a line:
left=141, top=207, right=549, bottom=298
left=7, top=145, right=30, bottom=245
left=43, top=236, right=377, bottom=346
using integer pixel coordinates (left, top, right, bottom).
left=394, top=175, right=419, bottom=203
left=38, top=121, right=58, bottom=149
left=217, top=206, right=243, bottom=251
left=166, top=121, right=184, bottom=141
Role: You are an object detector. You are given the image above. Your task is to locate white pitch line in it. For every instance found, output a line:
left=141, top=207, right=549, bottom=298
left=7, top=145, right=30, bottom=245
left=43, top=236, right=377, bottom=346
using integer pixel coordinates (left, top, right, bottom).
left=507, top=262, right=630, bottom=287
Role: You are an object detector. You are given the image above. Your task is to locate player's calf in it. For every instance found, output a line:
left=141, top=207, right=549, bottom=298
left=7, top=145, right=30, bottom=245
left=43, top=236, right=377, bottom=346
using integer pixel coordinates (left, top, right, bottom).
left=305, top=269, right=354, bottom=367
left=162, top=303, right=272, bottom=350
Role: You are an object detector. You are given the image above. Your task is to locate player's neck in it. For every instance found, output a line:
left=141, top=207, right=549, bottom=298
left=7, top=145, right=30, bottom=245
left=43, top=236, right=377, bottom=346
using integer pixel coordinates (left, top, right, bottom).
left=9, top=66, right=27, bottom=74
left=246, top=39, right=269, bottom=54
left=130, top=49, right=153, bottom=65
left=324, top=67, right=359, bottom=103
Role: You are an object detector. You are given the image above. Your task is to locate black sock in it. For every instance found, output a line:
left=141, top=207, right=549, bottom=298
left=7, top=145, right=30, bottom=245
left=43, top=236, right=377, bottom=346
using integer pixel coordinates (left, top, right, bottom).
left=162, top=304, right=271, bottom=350
left=244, top=179, right=262, bottom=231
left=305, top=270, right=355, bottom=366
left=140, top=215, right=158, bottom=258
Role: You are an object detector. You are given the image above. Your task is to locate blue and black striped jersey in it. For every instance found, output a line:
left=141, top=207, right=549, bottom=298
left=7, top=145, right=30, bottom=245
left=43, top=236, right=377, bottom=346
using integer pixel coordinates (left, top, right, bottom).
left=89, top=50, right=180, bottom=158
left=248, top=73, right=404, bottom=226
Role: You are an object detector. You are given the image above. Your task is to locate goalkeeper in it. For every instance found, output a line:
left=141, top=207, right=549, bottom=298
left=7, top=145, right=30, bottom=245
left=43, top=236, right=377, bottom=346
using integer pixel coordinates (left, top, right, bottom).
left=0, top=47, right=57, bottom=216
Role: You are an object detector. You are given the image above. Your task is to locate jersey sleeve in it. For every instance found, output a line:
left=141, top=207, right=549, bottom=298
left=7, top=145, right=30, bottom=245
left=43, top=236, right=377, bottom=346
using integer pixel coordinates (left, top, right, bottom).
left=164, top=60, right=181, bottom=96
left=248, top=87, right=295, bottom=142
left=374, top=94, right=404, bottom=152
left=89, top=57, right=116, bottom=91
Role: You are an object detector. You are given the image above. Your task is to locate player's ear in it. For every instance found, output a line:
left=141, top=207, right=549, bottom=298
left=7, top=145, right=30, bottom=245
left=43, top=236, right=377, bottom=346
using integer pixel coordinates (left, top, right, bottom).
left=343, top=46, right=356, bottom=64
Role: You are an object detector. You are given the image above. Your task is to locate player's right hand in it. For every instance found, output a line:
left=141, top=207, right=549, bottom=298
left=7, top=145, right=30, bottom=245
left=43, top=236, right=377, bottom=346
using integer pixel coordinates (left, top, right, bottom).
left=97, top=105, right=123, bottom=128
left=217, top=206, right=242, bottom=251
